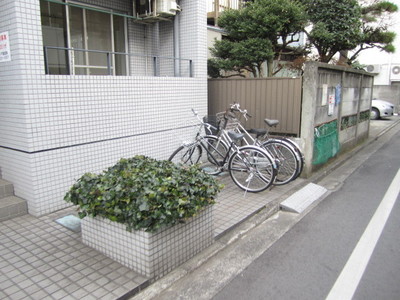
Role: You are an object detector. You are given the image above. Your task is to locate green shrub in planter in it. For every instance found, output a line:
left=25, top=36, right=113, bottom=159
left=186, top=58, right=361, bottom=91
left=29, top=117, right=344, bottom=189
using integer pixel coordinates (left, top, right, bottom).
left=65, top=155, right=222, bottom=232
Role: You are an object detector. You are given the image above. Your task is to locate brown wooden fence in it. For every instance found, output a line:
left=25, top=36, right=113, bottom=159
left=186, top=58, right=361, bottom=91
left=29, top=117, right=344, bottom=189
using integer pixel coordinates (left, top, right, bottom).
left=208, top=77, right=303, bottom=136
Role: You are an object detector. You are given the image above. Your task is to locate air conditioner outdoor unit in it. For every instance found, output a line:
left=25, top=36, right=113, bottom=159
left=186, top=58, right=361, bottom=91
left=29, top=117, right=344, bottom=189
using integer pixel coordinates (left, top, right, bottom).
left=365, top=64, right=381, bottom=73
left=390, top=65, right=400, bottom=81
left=156, top=0, right=180, bottom=16
left=134, top=0, right=152, bottom=17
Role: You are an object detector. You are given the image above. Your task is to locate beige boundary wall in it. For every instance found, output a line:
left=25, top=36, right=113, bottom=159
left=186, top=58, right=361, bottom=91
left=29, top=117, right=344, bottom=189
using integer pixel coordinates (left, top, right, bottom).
left=301, top=62, right=374, bottom=177
left=208, top=62, right=374, bottom=178
left=208, top=77, right=302, bottom=136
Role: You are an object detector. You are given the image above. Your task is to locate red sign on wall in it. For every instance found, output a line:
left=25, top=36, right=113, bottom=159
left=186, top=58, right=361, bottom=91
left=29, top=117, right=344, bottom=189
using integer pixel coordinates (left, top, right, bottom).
left=0, top=32, right=11, bottom=62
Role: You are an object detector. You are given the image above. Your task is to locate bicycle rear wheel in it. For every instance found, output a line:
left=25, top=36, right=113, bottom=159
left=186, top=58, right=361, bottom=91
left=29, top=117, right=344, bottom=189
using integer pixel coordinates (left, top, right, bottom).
left=280, top=138, right=304, bottom=179
left=169, top=144, right=202, bottom=166
left=228, top=146, right=276, bottom=192
left=262, top=140, right=299, bottom=185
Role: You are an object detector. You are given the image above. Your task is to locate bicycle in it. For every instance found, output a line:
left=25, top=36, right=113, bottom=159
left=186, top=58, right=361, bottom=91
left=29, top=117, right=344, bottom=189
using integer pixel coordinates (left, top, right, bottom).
left=169, top=109, right=277, bottom=192
left=218, top=103, right=304, bottom=185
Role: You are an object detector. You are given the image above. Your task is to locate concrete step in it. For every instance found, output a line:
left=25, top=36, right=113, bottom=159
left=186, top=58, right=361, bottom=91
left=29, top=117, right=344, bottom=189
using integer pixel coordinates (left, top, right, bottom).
left=0, top=196, right=28, bottom=222
left=0, top=179, right=14, bottom=199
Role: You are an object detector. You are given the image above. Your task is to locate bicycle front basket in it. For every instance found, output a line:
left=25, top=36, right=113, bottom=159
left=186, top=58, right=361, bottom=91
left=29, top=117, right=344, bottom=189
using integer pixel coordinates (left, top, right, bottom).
left=203, top=115, right=220, bottom=135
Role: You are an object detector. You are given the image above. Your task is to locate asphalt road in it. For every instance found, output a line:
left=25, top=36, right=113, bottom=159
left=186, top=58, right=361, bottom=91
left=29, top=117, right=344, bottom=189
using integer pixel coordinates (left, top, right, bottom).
left=213, top=131, right=400, bottom=300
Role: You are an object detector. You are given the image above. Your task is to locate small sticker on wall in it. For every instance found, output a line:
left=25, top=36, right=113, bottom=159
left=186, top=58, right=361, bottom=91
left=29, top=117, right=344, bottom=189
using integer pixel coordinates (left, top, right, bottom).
left=322, top=84, right=328, bottom=105
left=328, top=94, right=335, bottom=116
left=0, top=32, right=11, bottom=62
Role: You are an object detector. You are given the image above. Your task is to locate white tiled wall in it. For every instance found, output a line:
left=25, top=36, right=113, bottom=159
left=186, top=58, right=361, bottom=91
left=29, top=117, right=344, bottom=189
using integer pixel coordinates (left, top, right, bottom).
left=0, top=0, right=208, bottom=216
left=82, top=206, right=214, bottom=279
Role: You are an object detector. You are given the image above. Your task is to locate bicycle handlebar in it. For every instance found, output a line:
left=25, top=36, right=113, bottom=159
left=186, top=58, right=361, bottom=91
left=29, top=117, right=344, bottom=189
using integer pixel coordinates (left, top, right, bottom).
left=191, top=108, right=218, bottom=131
left=229, top=102, right=252, bottom=119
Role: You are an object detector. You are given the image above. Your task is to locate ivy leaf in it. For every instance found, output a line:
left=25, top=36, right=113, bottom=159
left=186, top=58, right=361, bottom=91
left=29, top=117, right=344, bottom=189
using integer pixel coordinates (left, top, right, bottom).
left=139, top=201, right=149, bottom=212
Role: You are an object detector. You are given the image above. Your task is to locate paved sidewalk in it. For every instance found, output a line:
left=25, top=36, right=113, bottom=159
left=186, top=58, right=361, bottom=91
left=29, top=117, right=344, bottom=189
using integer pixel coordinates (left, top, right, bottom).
left=0, top=170, right=304, bottom=300
left=1, top=117, right=398, bottom=300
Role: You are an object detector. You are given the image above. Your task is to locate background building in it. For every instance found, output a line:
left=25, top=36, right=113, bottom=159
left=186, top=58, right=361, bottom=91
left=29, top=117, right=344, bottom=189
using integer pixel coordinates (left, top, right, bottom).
left=358, top=0, right=400, bottom=112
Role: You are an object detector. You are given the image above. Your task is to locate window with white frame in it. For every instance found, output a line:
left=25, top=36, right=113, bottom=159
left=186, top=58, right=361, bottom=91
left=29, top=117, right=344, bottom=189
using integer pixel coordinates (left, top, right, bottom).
left=40, top=0, right=127, bottom=75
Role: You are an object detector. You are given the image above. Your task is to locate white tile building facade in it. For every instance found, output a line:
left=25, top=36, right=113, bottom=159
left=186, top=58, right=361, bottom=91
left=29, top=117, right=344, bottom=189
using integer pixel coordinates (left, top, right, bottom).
left=0, top=0, right=207, bottom=216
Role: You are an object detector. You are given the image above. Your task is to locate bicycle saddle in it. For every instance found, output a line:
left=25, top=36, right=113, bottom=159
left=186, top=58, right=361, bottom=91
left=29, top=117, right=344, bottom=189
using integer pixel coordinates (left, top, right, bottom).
left=264, top=119, right=279, bottom=127
left=227, top=131, right=245, bottom=141
left=248, top=128, right=267, bottom=138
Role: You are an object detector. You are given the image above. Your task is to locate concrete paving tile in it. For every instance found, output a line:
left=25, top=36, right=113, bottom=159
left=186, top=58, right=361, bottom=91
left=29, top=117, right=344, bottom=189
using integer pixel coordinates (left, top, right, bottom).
left=95, top=277, right=110, bottom=286
left=112, top=286, right=132, bottom=296
left=12, top=274, right=29, bottom=285
left=0, top=247, right=12, bottom=257
left=103, top=280, right=120, bottom=292
left=6, top=269, right=22, bottom=279
left=91, top=287, right=111, bottom=298
left=30, top=289, right=49, bottom=299
left=74, top=275, right=91, bottom=286
left=84, top=282, right=101, bottom=293
left=105, top=270, right=121, bottom=281
left=63, top=282, right=80, bottom=294
left=112, top=275, right=131, bottom=286
left=14, top=247, right=27, bottom=256
left=49, top=272, right=66, bottom=283
left=51, top=289, right=69, bottom=299
left=63, top=267, right=79, bottom=277
left=1, top=279, right=14, bottom=290
left=43, top=268, right=58, bottom=278
left=69, top=270, right=85, bottom=282
left=3, top=284, right=21, bottom=296
left=23, top=283, right=41, bottom=295
left=48, top=258, right=64, bottom=268
left=66, top=258, right=82, bottom=268
left=57, top=277, right=73, bottom=288
left=30, top=259, right=44, bottom=269
left=87, top=272, right=103, bottom=282
left=8, top=290, right=28, bottom=300
left=54, top=263, right=70, bottom=272
left=37, top=278, right=53, bottom=289
left=24, top=268, right=40, bottom=278
left=1, top=252, right=16, bottom=261
left=29, top=273, right=46, bottom=284
left=42, top=254, right=58, bottom=264
left=14, top=262, right=31, bottom=272
left=70, top=288, right=90, bottom=299
left=0, top=263, right=14, bottom=274
left=36, top=263, right=53, bottom=273
left=43, top=283, right=61, bottom=295
left=99, top=293, right=116, bottom=300
left=80, top=294, right=97, bottom=300
left=79, top=267, right=93, bottom=276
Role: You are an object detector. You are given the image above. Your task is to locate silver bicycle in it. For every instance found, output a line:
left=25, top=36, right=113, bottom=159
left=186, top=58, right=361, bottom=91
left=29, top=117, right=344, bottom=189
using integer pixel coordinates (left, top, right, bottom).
left=169, top=109, right=278, bottom=192
left=218, top=103, right=304, bottom=185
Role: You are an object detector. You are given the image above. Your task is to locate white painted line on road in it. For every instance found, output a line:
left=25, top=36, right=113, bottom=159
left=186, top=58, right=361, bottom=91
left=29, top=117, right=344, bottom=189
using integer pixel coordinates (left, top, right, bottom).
left=326, top=168, right=400, bottom=300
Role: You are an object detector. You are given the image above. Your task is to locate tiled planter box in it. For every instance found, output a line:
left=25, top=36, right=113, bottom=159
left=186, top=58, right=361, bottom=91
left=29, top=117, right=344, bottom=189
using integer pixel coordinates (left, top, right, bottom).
left=81, top=206, right=214, bottom=279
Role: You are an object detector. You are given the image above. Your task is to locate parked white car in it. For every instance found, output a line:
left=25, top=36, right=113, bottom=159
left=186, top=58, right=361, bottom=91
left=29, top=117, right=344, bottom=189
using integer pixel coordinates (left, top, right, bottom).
left=370, top=99, right=394, bottom=120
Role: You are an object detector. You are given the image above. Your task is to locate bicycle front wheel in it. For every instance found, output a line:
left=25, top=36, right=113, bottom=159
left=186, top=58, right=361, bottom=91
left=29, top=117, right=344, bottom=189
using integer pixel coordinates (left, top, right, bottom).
left=169, top=144, right=202, bottom=166
left=198, top=135, right=228, bottom=175
left=228, top=146, right=276, bottom=192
